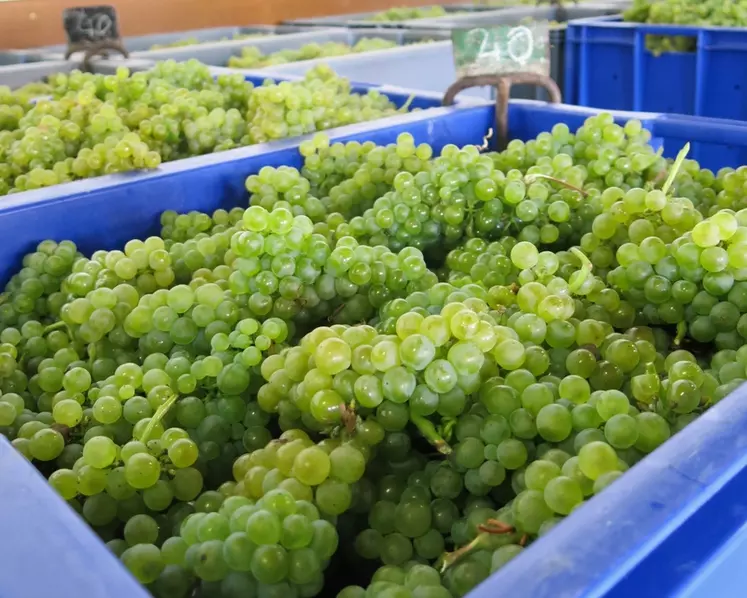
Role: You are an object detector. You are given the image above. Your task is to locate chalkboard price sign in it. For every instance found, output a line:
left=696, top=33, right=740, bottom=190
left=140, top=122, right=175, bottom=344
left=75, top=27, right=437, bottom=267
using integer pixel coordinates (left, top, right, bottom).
left=451, top=23, right=550, bottom=79
left=63, top=5, right=120, bottom=45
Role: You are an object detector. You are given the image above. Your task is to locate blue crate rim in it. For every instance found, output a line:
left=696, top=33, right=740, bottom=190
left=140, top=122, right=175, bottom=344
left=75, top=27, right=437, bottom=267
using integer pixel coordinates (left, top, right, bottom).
left=568, top=13, right=747, bottom=34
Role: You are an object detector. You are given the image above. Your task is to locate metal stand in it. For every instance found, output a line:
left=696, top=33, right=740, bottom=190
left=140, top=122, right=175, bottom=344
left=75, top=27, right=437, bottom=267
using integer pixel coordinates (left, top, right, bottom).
left=442, top=73, right=562, bottom=151
left=65, top=41, right=129, bottom=72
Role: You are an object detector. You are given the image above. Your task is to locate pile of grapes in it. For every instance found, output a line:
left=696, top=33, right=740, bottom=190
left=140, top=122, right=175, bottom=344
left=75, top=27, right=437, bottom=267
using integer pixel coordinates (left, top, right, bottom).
left=1, top=111, right=744, bottom=598
left=623, top=0, right=747, bottom=53
left=149, top=33, right=268, bottom=51
left=0, top=61, right=410, bottom=197
left=226, top=38, right=403, bottom=69
left=366, top=6, right=455, bottom=21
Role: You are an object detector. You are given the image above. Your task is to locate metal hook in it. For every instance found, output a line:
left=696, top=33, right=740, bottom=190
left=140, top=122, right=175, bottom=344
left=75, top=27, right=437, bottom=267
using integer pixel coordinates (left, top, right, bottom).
left=442, top=73, right=562, bottom=151
left=65, top=41, right=129, bottom=73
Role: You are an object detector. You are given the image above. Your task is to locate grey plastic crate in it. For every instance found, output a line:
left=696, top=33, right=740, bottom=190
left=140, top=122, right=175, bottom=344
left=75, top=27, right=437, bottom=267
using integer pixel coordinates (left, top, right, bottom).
left=255, top=3, right=627, bottom=102
left=34, top=25, right=321, bottom=59
left=412, top=1, right=629, bottom=28
left=247, top=41, right=493, bottom=100
left=129, top=28, right=448, bottom=65
left=0, top=51, right=49, bottom=67
left=0, top=59, right=156, bottom=89
left=282, top=4, right=503, bottom=28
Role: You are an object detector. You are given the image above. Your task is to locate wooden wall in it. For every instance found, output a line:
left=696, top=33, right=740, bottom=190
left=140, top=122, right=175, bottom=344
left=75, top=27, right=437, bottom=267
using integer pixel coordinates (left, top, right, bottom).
left=0, top=0, right=437, bottom=49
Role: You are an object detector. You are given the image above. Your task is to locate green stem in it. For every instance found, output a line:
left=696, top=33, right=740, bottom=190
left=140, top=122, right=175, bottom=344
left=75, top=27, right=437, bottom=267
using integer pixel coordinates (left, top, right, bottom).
left=661, top=143, right=690, bottom=195
left=88, top=343, right=97, bottom=370
left=674, top=321, right=687, bottom=347
left=524, top=173, right=588, bottom=197
left=43, top=321, right=67, bottom=335
left=399, top=94, right=416, bottom=113
left=412, top=414, right=452, bottom=455
left=440, top=418, right=457, bottom=443
left=476, top=127, right=494, bottom=151
left=438, top=521, right=514, bottom=573
left=568, top=247, right=593, bottom=294
left=141, top=393, right=179, bottom=444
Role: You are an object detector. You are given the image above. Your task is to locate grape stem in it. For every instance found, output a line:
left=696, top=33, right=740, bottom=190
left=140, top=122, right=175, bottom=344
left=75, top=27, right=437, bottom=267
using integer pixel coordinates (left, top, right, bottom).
left=42, top=321, right=66, bottom=334
left=399, top=94, right=416, bottom=113
left=43, top=321, right=73, bottom=338
left=634, top=363, right=661, bottom=410
left=328, top=303, right=346, bottom=322
left=438, top=519, right=515, bottom=572
left=524, top=173, right=588, bottom=197
left=140, top=393, right=179, bottom=444
left=476, top=127, right=494, bottom=151
left=437, top=417, right=457, bottom=443
left=674, top=321, right=687, bottom=347
left=412, top=414, right=452, bottom=455
left=661, top=143, right=690, bottom=195
left=568, top=247, right=593, bottom=294
left=339, top=402, right=357, bottom=434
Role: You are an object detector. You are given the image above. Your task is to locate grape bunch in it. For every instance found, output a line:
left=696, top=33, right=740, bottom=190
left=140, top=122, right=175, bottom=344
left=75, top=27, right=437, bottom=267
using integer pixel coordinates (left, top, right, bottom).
left=149, top=32, right=267, bottom=51
left=1, top=112, right=746, bottom=598
left=623, top=0, right=747, bottom=54
left=0, top=61, right=410, bottom=196
left=366, top=6, right=453, bottom=21
left=227, top=38, right=400, bottom=69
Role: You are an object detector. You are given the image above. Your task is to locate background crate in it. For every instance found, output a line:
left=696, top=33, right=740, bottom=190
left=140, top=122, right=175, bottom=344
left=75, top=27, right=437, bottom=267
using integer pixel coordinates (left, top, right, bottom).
left=565, top=16, right=747, bottom=121
left=247, top=41, right=493, bottom=100
left=281, top=3, right=500, bottom=28
left=33, top=25, right=322, bottom=58
left=129, top=27, right=449, bottom=65
left=406, top=1, right=626, bottom=28
left=0, top=59, right=155, bottom=89
left=0, top=51, right=49, bottom=66
left=260, top=4, right=627, bottom=103
left=5, top=100, right=747, bottom=598
left=0, top=64, right=484, bottom=206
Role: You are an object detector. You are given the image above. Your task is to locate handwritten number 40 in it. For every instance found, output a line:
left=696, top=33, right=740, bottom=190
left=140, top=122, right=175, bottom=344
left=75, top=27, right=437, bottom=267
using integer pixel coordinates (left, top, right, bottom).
left=72, top=11, right=113, bottom=39
left=469, top=26, right=535, bottom=66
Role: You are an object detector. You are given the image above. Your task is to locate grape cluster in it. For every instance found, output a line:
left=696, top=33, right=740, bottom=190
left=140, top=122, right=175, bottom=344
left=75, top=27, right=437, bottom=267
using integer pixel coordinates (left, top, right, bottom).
left=366, top=6, right=452, bottom=21
left=623, top=0, right=747, bottom=53
left=340, top=563, right=452, bottom=598
left=227, top=38, right=400, bottom=69
left=0, top=61, right=408, bottom=196
left=2, top=112, right=746, bottom=598
left=149, top=32, right=267, bottom=51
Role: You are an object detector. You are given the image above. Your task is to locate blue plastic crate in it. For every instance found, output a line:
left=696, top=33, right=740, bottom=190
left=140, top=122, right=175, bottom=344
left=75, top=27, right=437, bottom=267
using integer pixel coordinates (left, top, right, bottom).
left=5, top=99, right=747, bottom=598
left=566, top=16, right=747, bottom=122
left=0, top=437, right=151, bottom=598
